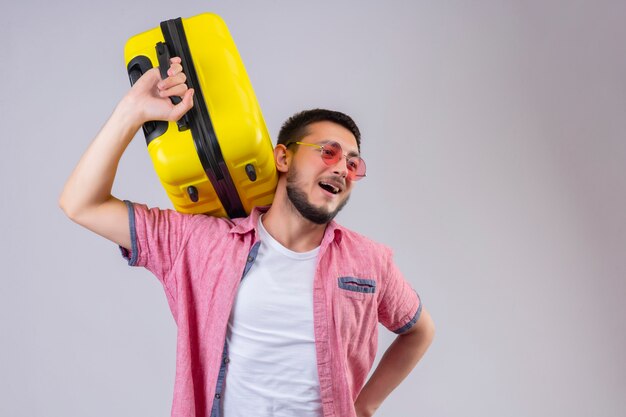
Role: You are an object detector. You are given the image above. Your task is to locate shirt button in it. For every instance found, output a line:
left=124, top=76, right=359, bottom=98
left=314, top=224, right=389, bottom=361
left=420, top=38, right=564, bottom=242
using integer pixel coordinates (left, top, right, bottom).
left=224, top=357, right=230, bottom=364
left=215, top=393, right=221, bottom=399
left=247, top=256, right=254, bottom=262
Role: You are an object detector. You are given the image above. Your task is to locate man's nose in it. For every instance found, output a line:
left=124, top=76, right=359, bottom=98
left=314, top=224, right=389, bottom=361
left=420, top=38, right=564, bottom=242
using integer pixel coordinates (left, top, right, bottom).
left=331, top=156, right=349, bottom=179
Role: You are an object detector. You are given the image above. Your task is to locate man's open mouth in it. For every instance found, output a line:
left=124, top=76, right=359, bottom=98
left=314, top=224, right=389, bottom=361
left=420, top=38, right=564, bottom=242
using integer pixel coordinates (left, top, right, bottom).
left=319, top=181, right=342, bottom=194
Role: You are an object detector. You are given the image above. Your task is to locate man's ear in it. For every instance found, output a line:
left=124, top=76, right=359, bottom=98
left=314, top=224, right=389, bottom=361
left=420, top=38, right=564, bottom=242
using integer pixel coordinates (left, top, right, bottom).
left=274, top=144, right=290, bottom=174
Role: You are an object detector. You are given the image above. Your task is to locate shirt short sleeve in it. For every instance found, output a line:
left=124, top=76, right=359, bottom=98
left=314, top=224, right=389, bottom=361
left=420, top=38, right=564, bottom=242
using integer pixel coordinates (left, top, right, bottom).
left=377, top=248, right=422, bottom=334
left=119, top=201, right=194, bottom=294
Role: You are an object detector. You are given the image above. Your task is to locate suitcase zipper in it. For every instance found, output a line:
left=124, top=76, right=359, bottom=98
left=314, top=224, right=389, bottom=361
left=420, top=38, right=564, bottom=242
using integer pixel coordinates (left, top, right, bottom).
left=160, top=18, right=247, bottom=218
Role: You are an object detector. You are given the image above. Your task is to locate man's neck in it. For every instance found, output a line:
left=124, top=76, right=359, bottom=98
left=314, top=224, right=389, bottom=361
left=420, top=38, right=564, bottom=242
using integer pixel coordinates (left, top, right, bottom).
left=261, top=199, right=327, bottom=253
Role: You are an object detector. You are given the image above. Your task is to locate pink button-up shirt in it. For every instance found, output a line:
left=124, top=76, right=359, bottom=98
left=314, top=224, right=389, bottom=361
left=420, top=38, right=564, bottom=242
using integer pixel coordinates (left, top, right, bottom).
left=121, top=202, right=421, bottom=417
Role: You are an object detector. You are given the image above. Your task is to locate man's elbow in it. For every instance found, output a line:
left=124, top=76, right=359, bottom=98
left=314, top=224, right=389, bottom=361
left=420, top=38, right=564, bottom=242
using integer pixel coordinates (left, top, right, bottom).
left=58, top=193, right=72, bottom=217
left=58, top=193, right=79, bottom=221
left=58, top=191, right=90, bottom=224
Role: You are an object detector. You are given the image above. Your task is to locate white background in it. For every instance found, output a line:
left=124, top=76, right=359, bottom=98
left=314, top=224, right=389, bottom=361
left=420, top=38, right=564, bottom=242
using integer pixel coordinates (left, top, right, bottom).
left=1, top=1, right=625, bottom=416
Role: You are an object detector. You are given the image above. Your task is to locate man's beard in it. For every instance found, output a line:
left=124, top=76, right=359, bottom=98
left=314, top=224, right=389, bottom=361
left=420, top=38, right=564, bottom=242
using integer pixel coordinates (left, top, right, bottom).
left=286, top=166, right=349, bottom=225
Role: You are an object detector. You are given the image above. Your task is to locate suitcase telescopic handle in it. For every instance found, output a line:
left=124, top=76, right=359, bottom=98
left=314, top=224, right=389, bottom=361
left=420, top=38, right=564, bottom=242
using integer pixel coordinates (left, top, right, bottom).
left=156, top=42, right=190, bottom=131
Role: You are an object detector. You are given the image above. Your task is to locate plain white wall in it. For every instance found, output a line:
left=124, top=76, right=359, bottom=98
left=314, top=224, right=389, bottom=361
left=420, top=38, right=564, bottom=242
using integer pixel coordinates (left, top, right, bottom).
left=1, top=1, right=624, bottom=416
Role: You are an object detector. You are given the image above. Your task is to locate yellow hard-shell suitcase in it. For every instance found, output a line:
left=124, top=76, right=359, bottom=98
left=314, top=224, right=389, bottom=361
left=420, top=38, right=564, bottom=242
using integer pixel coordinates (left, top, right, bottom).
left=124, top=13, right=277, bottom=217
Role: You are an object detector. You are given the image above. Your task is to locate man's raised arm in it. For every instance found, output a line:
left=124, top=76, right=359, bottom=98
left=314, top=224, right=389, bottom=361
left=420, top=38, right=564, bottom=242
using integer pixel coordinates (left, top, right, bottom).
left=58, top=57, right=194, bottom=249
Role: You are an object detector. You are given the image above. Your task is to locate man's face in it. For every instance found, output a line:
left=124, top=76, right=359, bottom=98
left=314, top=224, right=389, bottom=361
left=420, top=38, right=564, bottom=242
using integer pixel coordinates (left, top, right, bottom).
left=285, top=121, right=359, bottom=224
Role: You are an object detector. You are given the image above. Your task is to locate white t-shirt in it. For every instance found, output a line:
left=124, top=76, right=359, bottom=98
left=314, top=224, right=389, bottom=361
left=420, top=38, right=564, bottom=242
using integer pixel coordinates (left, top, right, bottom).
left=223, top=216, right=322, bottom=417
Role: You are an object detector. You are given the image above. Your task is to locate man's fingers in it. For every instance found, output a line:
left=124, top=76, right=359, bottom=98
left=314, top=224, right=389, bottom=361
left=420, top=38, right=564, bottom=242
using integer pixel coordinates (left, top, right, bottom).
left=159, top=83, right=188, bottom=99
left=167, top=57, right=183, bottom=76
left=167, top=63, right=183, bottom=77
left=170, top=88, right=194, bottom=121
left=157, top=72, right=187, bottom=90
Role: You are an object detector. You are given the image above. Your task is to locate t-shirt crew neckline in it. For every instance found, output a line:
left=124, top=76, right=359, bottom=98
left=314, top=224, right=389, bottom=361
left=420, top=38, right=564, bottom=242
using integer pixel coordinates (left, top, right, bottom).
left=258, top=215, right=320, bottom=260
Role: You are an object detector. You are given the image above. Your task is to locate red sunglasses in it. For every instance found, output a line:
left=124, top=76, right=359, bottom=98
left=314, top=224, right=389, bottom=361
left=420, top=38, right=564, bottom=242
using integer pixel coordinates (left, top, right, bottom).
left=287, top=141, right=366, bottom=181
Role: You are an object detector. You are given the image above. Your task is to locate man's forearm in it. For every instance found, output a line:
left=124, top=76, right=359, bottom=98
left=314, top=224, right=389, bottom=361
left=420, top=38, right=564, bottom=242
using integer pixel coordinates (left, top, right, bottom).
left=354, top=308, right=435, bottom=417
left=59, top=99, right=140, bottom=218
left=58, top=98, right=146, bottom=249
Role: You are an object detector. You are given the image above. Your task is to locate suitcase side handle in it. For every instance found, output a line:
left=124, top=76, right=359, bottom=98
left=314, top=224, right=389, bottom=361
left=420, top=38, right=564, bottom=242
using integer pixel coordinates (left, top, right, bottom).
left=156, top=41, right=190, bottom=132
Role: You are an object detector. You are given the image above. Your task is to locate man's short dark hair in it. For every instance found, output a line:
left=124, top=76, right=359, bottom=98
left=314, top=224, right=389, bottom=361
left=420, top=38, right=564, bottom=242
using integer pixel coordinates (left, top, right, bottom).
left=277, top=109, right=361, bottom=152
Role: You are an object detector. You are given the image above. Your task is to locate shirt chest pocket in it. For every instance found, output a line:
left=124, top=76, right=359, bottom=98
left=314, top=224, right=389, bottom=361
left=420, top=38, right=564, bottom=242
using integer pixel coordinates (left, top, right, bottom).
left=337, top=276, right=377, bottom=299
left=334, top=276, right=378, bottom=344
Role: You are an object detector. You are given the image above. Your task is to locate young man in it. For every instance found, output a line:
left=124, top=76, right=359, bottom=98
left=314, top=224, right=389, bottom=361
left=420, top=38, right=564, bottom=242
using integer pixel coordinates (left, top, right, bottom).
left=60, top=58, right=435, bottom=417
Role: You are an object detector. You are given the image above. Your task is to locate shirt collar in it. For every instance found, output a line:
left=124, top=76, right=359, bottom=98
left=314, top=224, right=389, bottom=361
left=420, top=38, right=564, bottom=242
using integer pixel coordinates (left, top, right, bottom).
left=229, top=206, right=343, bottom=245
left=229, top=206, right=268, bottom=237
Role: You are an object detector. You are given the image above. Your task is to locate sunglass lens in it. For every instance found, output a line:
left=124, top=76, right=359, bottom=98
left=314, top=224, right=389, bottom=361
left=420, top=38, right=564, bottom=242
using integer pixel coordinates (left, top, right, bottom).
left=321, top=142, right=341, bottom=164
left=347, top=157, right=366, bottom=180
left=346, top=157, right=360, bottom=171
